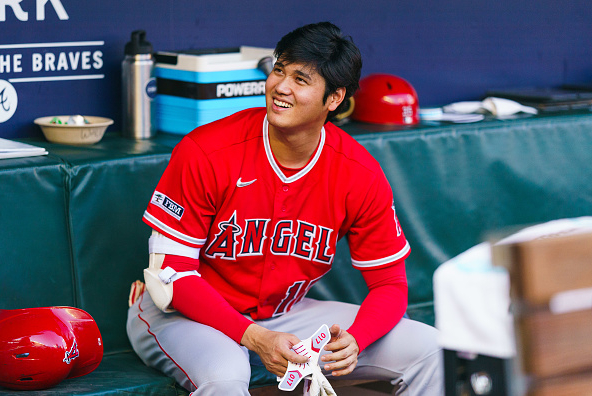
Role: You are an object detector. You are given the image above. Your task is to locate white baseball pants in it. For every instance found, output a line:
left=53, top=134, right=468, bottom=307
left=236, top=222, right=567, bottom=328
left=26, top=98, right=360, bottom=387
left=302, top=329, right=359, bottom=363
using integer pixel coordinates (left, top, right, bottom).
left=127, top=292, right=443, bottom=395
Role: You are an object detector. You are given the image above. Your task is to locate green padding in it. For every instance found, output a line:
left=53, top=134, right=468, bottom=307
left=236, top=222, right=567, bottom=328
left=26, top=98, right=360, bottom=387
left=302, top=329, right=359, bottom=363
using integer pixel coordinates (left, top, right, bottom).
left=249, top=366, right=277, bottom=389
left=59, top=136, right=173, bottom=354
left=0, top=154, right=74, bottom=309
left=308, top=239, right=367, bottom=304
left=344, top=112, right=592, bottom=308
left=40, top=133, right=178, bottom=163
left=307, top=240, right=435, bottom=325
left=69, top=158, right=170, bottom=354
left=0, top=352, right=185, bottom=396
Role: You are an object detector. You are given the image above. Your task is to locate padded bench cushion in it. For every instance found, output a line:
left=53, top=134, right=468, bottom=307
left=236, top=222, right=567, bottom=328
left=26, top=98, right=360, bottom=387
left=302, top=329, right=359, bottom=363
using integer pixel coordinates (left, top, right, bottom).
left=0, top=155, right=73, bottom=309
left=0, top=351, right=281, bottom=395
left=0, top=352, right=184, bottom=396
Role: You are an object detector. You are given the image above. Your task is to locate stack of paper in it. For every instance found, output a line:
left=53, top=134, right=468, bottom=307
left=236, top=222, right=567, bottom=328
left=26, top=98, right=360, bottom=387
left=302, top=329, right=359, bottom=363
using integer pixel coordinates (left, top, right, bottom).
left=0, top=138, right=48, bottom=160
left=419, top=107, right=485, bottom=123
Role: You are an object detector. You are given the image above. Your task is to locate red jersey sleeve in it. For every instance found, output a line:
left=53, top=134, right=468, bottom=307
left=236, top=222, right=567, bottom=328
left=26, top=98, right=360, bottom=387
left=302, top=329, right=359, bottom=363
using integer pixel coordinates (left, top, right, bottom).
left=143, top=136, right=217, bottom=248
left=344, top=165, right=410, bottom=350
left=347, top=169, right=410, bottom=269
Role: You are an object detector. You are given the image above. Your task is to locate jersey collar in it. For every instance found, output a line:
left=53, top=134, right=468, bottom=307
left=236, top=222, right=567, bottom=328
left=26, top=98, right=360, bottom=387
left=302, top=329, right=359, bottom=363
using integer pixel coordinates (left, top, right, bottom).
left=263, top=115, right=325, bottom=184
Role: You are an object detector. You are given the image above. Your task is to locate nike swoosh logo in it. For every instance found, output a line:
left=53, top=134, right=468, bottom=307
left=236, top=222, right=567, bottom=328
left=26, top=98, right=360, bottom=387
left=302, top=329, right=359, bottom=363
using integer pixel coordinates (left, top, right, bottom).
left=236, top=177, right=257, bottom=188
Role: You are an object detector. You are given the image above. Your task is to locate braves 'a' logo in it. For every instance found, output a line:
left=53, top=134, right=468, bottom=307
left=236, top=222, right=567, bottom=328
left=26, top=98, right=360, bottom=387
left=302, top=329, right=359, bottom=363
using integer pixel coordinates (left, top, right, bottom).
left=0, top=80, right=18, bottom=123
left=63, top=341, right=79, bottom=364
left=0, top=87, right=10, bottom=112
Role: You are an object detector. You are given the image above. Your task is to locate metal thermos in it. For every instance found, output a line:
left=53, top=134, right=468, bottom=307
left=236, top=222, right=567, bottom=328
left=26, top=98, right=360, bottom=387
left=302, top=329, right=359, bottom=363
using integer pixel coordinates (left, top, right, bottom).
left=122, top=30, right=157, bottom=139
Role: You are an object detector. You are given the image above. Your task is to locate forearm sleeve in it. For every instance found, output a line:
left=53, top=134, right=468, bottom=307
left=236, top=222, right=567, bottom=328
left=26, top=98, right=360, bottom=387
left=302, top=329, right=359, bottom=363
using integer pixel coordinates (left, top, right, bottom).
left=346, top=262, right=408, bottom=352
left=163, top=255, right=253, bottom=344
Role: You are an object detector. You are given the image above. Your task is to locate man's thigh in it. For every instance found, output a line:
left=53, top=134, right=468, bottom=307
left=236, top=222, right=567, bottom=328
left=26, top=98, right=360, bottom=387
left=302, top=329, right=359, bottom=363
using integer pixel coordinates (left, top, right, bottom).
left=127, top=292, right=252, bottom=391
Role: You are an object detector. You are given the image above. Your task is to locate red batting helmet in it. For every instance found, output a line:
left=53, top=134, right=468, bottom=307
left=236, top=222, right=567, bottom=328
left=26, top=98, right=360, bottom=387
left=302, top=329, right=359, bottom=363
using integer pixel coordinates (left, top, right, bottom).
left=0, top=307, right=103, bottom=391
left=351, top=73, right=419, bottom=125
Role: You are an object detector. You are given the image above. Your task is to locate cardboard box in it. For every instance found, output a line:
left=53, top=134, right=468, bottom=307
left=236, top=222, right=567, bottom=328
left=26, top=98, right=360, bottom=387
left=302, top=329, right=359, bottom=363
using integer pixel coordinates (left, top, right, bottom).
left=494, top=231, right=592, bottom=305
left=518, top=308, right=592, bottom=378
left=493, top=231, right=592, bottom=395
left=528, top=371, right=592, bottom=396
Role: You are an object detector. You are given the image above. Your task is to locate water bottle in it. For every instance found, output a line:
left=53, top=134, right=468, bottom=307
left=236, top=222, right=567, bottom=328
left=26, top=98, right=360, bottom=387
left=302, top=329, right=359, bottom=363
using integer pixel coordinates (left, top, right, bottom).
left=122, top=30, right=157, bottom=139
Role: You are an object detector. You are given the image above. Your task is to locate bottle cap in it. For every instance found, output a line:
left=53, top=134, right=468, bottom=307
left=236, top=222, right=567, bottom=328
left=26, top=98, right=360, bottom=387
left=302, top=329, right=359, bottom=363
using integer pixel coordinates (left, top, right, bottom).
left=124, top=30, right=153, bottom=55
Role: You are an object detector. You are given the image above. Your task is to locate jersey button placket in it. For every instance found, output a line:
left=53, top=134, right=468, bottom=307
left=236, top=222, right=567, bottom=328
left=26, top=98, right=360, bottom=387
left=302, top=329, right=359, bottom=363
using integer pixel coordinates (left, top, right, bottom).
left=281, top=185, right=289, bottom=212
left=274, top=182, right=290, bottom=217
left=269, top=181, right=290, bottom=314
left=264, top=182, right=291, bottom=314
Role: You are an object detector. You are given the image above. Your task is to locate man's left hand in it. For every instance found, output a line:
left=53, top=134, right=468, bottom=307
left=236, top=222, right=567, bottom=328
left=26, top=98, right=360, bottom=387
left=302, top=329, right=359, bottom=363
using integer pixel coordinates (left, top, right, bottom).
left=320, top=324, right=359, bottom=376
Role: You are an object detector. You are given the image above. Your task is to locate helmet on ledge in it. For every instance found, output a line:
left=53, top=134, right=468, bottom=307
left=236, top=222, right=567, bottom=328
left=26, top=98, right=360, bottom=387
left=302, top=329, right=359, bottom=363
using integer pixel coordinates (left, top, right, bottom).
left=0, top=306, right=103, bottom=391
left=351, top=73, right=419, bottom=125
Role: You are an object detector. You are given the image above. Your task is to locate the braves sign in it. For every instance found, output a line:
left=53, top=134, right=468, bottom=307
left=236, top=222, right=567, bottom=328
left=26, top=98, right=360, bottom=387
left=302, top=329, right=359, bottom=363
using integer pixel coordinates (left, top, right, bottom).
left=0, top=0, right=108, bottom=125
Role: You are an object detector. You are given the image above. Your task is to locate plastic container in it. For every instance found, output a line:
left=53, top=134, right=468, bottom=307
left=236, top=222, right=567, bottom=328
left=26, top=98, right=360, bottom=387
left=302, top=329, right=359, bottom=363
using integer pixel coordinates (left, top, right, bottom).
left=154, top=46, right=274, bottom=135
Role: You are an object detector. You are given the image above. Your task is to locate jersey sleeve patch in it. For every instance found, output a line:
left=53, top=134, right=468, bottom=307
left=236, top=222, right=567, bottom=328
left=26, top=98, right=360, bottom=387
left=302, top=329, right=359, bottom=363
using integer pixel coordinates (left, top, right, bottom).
left=150, top=191, right=185, bottom=220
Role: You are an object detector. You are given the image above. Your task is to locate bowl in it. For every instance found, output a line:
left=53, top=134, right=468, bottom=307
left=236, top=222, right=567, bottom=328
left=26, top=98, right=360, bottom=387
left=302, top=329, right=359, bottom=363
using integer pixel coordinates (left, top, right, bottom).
left=34, top=115, right=114, bottom=145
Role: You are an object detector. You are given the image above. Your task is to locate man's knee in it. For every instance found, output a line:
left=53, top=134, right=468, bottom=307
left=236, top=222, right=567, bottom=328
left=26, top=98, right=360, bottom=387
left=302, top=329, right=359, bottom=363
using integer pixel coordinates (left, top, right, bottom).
left=186, top=349, right=251, bottom=391
left=388, top=321, right=444, bottom=395
left=179, top=356, right=251, bottom=395
left=355, top=318, right=442, bottom=382
left=411, top=321, right=441, bottom=361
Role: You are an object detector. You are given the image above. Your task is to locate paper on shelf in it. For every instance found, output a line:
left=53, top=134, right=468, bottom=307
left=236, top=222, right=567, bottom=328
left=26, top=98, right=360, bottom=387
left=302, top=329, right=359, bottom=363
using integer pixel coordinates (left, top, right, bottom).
left=420, top=107, right=485, bottom=123
left=0, top=138, right=48, bottom=159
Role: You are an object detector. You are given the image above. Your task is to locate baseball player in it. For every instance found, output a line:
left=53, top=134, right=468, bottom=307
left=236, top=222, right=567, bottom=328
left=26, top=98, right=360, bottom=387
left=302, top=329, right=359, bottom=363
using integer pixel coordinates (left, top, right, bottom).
left=127, top=22, right=443, bottom=395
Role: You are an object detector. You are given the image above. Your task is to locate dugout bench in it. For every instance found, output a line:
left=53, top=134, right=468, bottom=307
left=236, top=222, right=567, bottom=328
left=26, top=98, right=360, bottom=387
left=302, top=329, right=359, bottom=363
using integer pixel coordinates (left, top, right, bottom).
left=2, top=111, right=592, bottom=395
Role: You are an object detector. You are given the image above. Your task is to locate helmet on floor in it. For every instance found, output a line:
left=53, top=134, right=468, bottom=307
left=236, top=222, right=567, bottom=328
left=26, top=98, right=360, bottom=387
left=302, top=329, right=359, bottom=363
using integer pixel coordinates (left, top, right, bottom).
left=0, top=306, right=103, bottom=390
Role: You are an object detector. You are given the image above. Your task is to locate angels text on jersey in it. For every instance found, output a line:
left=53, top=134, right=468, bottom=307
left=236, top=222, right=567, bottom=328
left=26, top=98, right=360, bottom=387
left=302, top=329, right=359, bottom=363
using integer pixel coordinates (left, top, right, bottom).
left=204, top=211, right=335, bottom=264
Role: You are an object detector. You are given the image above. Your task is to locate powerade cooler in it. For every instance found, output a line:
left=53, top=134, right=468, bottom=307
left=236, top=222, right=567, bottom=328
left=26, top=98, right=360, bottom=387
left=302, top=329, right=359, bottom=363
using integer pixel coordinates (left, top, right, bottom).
left=154, top=46, right=274, bottom=135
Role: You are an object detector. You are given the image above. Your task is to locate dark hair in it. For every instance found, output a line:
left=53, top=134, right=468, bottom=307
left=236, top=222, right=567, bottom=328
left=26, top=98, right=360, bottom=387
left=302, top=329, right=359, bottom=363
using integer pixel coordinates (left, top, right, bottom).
left=274, top=22, right=362, bottom=122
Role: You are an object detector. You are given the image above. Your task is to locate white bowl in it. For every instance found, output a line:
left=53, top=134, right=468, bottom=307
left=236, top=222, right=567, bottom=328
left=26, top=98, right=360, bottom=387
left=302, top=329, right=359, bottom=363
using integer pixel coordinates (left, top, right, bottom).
left=34, top=115, right=114, bottom=145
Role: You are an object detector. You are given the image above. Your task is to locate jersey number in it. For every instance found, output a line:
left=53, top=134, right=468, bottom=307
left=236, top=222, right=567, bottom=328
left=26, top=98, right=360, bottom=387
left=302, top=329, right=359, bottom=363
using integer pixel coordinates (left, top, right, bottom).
left=272, top=279, right=318, bottom=317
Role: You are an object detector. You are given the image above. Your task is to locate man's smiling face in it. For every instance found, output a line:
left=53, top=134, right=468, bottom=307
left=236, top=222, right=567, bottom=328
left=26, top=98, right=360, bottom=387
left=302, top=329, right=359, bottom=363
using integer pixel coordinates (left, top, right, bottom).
left=265, top=59, right=340, bottom=136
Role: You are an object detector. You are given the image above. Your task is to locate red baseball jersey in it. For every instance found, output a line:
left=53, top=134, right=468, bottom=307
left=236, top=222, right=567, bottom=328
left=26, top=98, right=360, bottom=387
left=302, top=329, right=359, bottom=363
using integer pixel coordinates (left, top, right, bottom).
left=143, top=107, right=409, bottom=320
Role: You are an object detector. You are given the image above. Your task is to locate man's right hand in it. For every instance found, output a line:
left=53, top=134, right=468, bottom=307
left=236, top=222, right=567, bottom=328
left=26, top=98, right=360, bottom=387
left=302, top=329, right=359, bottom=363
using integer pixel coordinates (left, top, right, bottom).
left=241, top=323, right=309, bottom=376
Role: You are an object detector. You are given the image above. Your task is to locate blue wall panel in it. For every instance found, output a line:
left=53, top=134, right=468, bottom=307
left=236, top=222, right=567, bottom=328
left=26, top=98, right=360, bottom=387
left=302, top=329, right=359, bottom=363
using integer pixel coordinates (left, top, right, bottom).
left=1, top=0, right=591, bottom=138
